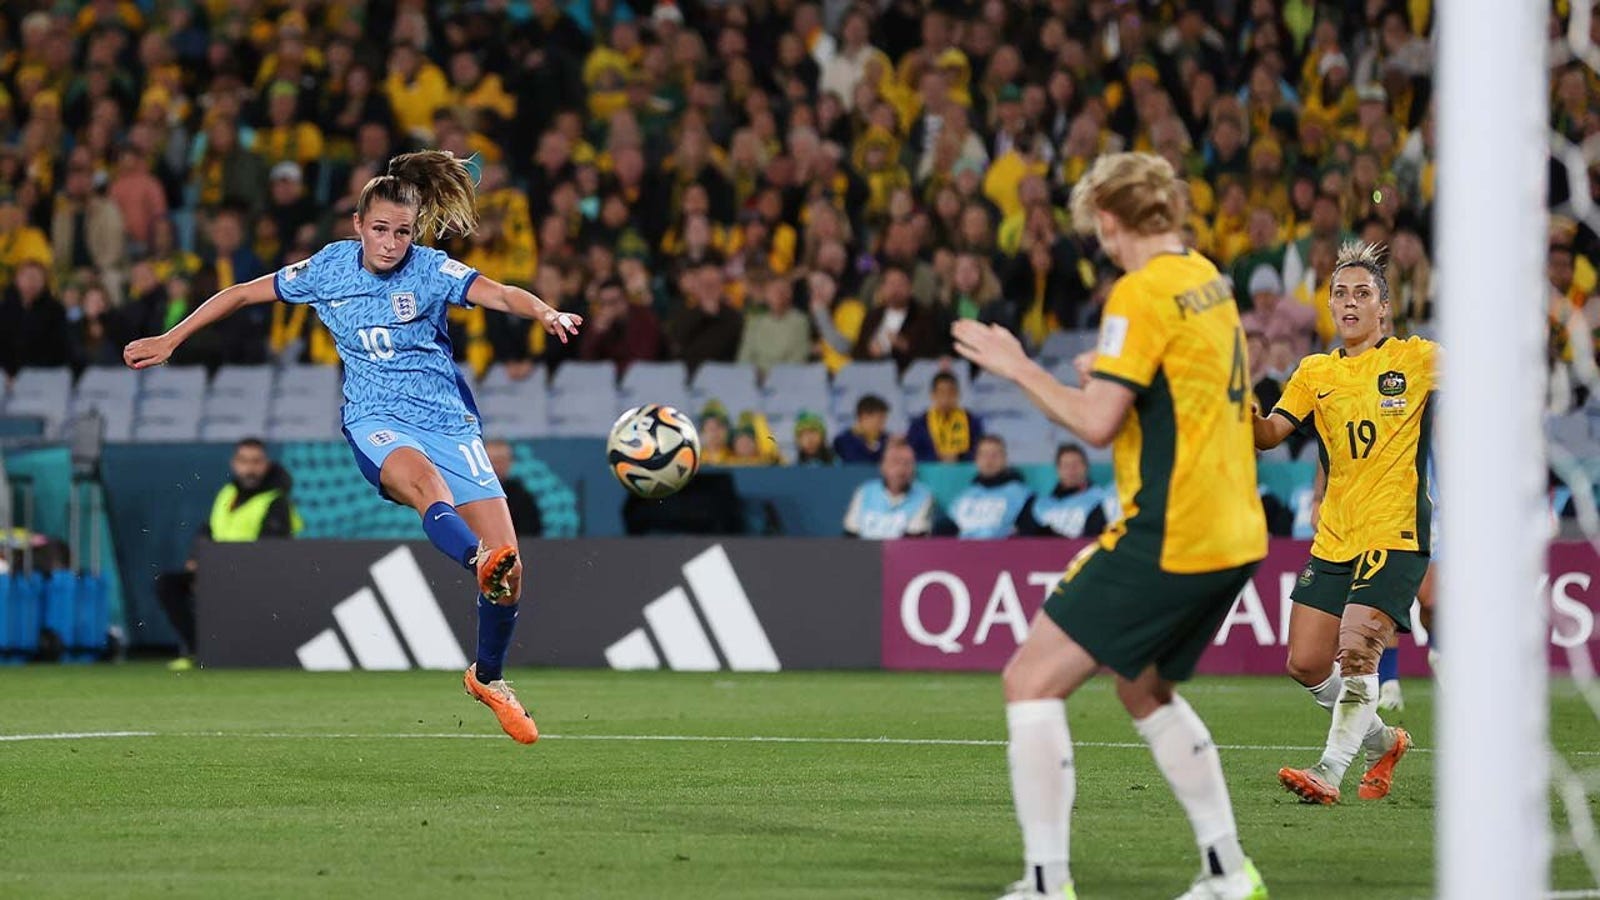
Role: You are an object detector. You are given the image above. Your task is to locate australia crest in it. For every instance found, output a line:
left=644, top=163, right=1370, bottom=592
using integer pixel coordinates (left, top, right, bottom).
left=1377, top=370, right=1407, bottom=396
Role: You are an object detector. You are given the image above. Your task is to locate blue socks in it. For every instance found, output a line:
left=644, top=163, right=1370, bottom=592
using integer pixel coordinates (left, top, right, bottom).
left=420, top=501, right=518, bottom=682
left=1378, top=646, right=1400, bottom=684
left=475, top=595, right=519, bottom=683
left=422, top=501, right=479, bottom=570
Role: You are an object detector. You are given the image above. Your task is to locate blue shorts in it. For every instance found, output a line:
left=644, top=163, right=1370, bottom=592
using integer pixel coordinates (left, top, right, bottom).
left=343, top=418, right=507, bottom=507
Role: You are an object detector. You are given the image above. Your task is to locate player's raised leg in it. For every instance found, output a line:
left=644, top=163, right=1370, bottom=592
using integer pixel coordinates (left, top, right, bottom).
left=1117, top=669, right=1266, bottom=900
left=1281, top=605, right=1406, bottom=803
left=377, top=447, right=518, bottom=597
left=378, top=447, right=533, bottom=744
left=996, top=612, right=1097, bottom=900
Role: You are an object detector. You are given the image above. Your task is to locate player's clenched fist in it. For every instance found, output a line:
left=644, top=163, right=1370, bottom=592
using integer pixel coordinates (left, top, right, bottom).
left=124, top=336, right=174, bottom=370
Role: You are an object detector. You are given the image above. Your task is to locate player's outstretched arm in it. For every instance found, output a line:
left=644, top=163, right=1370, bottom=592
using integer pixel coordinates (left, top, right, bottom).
left=467, top=275, right=583, bottom=344
left=1252, top=406, right=1296, bottom=450
left=123, top=274, right=280, bottom=369
left=952, top=320, right=1132, bottom=447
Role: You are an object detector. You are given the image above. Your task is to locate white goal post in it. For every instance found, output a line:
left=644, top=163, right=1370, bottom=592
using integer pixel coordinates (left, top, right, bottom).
left=1435, top=0, right=1551, bottom=897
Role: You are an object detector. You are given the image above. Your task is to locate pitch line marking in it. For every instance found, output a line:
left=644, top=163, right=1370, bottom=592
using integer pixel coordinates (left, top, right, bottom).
left=5, top=730, right=1600, bottom=758
left=0, top=731, right=156, bottom=742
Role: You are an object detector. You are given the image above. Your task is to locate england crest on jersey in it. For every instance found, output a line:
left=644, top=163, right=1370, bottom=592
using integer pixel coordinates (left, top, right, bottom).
left=391, top=291, right=418, bottom=322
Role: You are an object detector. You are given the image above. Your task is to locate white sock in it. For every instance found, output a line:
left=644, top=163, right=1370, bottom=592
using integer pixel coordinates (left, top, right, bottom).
left=1006, top=699, right=1073, bottom=892
left=1319, top=673, right=1380, bottom=783
left=1306, top=671, right=1390, bottom=757
left=1134, top=695, right=1247, bottom=878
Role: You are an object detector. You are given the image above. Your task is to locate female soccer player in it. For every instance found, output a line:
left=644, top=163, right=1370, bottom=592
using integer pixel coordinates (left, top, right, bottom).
left=954, top=152, right=1268, bottom=900
left=124, top=151, right=581, bottom=745
left=1252, top=242, right=1436, bottom=802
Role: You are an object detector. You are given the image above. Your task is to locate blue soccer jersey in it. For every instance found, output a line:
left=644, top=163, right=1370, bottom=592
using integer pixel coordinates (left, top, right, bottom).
left=274, top=240, right=482, bottom=436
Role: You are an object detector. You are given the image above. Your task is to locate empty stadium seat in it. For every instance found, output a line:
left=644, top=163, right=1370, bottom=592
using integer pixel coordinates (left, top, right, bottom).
left=265, top=365, right=343, bottom=441
left=618, top=360, right=692, bottom=413
left=761, top=363, right=830, bottom=417
left=275, top=364, right=341, bottom=400
left=548, top=360, right=615, bottom=396
left=140, top=365, right=207, bottom=402
left=3, top=368, right=73, bottom=435
left=983, top=413, right=1053, bottom=464
left=74, top=366, right=140, bottom=414
left=477, top=378, right=551, bottom=439
left=1036, top=329, right=1099, bottom=364
left=544, top=361, right=619, bottom=436
left=968, top=376, right=1034, bottom=417
left=689, top=361, right=761, bottom=414
left=208, top=366, right=275, bottom=405
left=203, top=367, right=274, bottom=439
left=830, top=360, right=899, bottom=414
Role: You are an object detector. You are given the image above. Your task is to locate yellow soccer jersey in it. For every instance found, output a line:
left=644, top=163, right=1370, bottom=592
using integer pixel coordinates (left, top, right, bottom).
left=1273, top=336, right=1439, bottom=560
left=1091, top=250, right=1268, bottom=573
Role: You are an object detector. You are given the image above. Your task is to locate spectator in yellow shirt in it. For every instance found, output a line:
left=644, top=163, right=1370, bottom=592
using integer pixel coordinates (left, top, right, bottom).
left=385, top=43, right=449, bottom=141
left=0, top=194, right=52, bottom=290
left=256, top=81, right=324, bottom=171
left=583, top=22, right=640, bottom=121
left=449, top=50, right=517, bottom=135
left=983, top=128, right=1049, bottom=221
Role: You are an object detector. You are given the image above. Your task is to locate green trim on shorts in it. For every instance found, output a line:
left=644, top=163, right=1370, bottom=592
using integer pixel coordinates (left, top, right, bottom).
left=1043, top=546, right=1259, bottom=682
left=1290, top=550, right=1429, bottom=633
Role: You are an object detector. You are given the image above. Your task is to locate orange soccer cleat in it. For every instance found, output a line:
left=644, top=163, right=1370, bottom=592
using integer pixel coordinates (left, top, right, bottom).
left=474, top=544, right=519, bottom=602
left=1278, top=765, right=1341, bottom=805
left=464, top=664, right=539, bottom=744
left=1358, top=727, right=1412, bottom=800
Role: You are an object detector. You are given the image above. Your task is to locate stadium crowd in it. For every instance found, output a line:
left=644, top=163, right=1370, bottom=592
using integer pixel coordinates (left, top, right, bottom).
left=0, top=0, right=1475, bottom=463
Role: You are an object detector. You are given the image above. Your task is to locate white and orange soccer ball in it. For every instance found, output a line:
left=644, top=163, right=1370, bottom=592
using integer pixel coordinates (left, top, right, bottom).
left=606, top=404, right=701, bottom=499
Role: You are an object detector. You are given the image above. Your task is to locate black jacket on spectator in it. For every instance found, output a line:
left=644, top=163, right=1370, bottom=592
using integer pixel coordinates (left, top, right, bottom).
left=126, top=284, right=228, bottom=369
left=0, top=287, right=70, bottom=374
left=852, top=302, right=949, bottom=368
left=667, top=305, right=744, bottom=370
left=1002, top=239, right=1090, bottom=330
left=70, top=310, right=134, bottom=372
left=508, top=46, right=586, bottom=177
left=502, top=477, right=544, bottom=537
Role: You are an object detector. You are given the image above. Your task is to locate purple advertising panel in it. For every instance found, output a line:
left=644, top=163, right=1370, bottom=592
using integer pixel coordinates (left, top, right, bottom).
left=883, top=539, right=1600, bottom=675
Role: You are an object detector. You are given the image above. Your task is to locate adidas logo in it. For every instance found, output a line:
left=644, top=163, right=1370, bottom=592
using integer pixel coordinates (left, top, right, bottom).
left=604, top=545, right=780, bottom=672
left=296, top=547, right=468, bottom=672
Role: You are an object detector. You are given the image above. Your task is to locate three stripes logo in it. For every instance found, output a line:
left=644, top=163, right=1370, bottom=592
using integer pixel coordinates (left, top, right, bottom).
left=295, top=547, right=468, bottom=672
left=604, top=545, right=780, bottom=672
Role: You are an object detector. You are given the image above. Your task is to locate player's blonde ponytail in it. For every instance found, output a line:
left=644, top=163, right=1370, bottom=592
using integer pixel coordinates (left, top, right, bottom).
left=357, top=150, right=479, bottom=240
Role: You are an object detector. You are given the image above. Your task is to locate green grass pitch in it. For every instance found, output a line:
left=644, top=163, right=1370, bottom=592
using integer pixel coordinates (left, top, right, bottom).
left=2, top=666, right=1596, bottom=899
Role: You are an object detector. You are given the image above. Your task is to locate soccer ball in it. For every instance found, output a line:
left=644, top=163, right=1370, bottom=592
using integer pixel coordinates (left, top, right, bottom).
left=606, top=404, right=701, bottom=499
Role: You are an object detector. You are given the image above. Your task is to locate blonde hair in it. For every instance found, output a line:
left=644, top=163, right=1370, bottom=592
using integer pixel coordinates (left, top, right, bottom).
left=1069, top=152, right=1188, bottom=237
left=1332, top=240, right=1390, bottom=303
left=358, top=150, right=479, bottom=239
